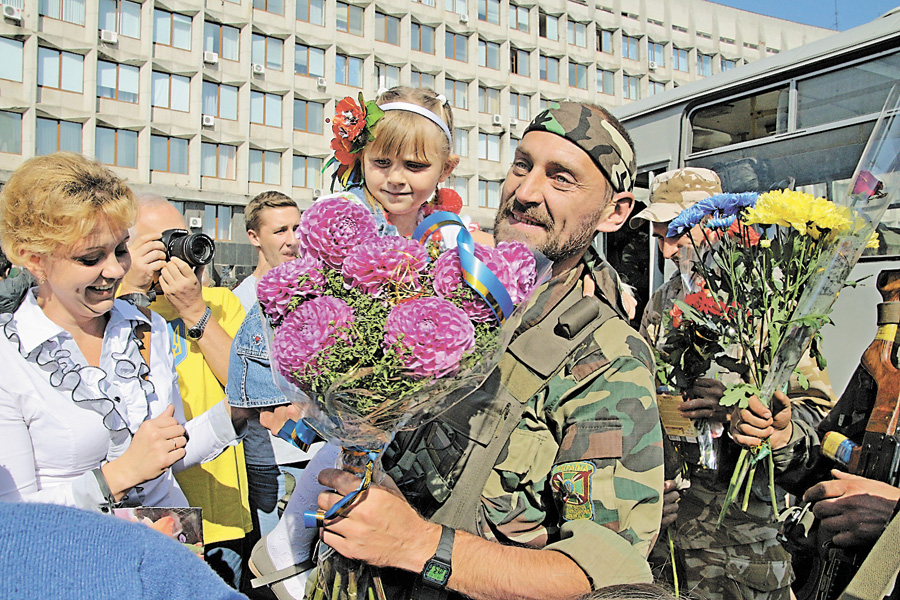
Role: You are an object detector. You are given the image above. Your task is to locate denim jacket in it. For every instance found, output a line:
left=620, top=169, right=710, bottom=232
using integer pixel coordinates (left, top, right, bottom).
left=226, top=302, right=286, bottom=408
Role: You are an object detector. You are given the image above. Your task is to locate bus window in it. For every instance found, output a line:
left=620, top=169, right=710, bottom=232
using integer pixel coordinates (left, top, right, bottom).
left=689, top=85, right=789, bottom=152
left=797, top=53, right=900, bottom=129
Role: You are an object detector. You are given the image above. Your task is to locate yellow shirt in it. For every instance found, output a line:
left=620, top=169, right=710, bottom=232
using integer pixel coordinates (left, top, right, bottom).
left=152, top=287, right=252, bottom=544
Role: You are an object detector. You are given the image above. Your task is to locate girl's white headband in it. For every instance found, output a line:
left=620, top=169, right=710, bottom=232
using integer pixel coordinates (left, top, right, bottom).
left=378, top=102, right=453, bottom=147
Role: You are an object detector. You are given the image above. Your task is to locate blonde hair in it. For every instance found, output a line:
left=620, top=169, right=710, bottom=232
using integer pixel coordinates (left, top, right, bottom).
left=367, top=86, right=455, bottom=163
left=0, top=152, right=136, bottom=265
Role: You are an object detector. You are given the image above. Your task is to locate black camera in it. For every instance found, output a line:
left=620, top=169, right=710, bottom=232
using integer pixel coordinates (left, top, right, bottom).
left=160, top=228, right=216, bottom=268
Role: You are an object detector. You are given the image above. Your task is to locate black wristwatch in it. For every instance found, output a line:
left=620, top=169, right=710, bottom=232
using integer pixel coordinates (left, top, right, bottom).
left=421, top=525, right=454, bottom=588
left=186, top=306, right=212, bottom=340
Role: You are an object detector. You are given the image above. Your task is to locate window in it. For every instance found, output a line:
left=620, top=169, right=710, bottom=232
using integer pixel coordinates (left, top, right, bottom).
left=648, top=42, right=665, bottom=67
left=411, top=23, right=435, bottom=54
left=568, top=62, right=588, bottom=89
left=697, top=53, right=713, bottom=77
left=689, top=86, right=789, bottom=152
left=202, top=81, right=238, bottom=120
left=446, top=176, right=468, bottom=205
left=252, top=34, right=283, bottom=71
left=509, top=4, right=528, bottom=32
left=376, top=63, right=400, bottom=89
left=697, top=31, right=711, bottom=39
left=478, top=0, right=499, bottom=24
left=376, top=12, right=400, bottom=45
left=293, top=155, right=323, bottom=188
left=295, top=44, right=325, bottom=77
left=743, top=42, right=758, bottom=50
left=648, top=17, right=663, bottom=26
left=478, top=133, right=500, bottom=161
left=454, top=128, right=468, bottom=156
left=673, top=24, right=687, bottom=33
left=335, top=54, right=363, bottom=87
left=150, top=135, right=188, bottom=174
left=336, top=2, right=364, bottom=35
left=152, top=72, right=190, bottom=112
left=0, top=111, right=22, bottom=154
left=96, top=127, right=137, bottom=168
left=411, top=70, right=435, bottom=88
left=37, top=48, right=83, bottom=93
left=97, top=61, right=139, bottom=103
left=204, top=22, right=240, bottom=61
left=479, top=39, right=499, bottom=69
left=649, top=80, right=666, bottom=96
left=445, top=78, right=467, bottom=109
left=509, top=136, right=518, bottom=162
left=539, top=11, right=558, bottom=41
left=294, top=99, right=324, bottom=133
left=567, top=20, right=586, bottom=47
left=539, top=55, right=559, bottom=83
left=201, top=143, right=236, bottom=179
left=0, top=38, right=23, bottom=82
left=253, top=0, right=284, bottom=15
left=39, top=0, right=85, bottom=24
left=445, top=0, right=465, bottom=15
left=446, top=32, right=467, bottom=62
left=250, top=91, right=283, bottom=127
left=623, top=74, right=640, bottom=100
left=510, top=47, right=529, bottom=76
left=203, top=205, right=233, bottom=240
left=250, top=149, right=281, bottom=184
left=36, top=118, right=81, bottom=155
left=297, top=0, right=325, bottom=25
left=673, top=47, right=689, bottom=71
left=510, top=92, right=529, bottom=121
left=99, top=0, right=140, bottom=38
left=597, top=69, right=614, bottom=95
left=721, top=58, right=737, bottom=71
left=539, top=98, right=551, bottom=112
left=622, top=35, right=639, bottom=60
left=478, top=179, right=501, bottom=208
left=597, top=29, right=613, bottom=53
left=478, top=86, right=500, bottom=114
left=413, top=0, right=436, bottom=6
left=720, top=36, right=734, bottom=45
left=153, top=10, right=191, bottom=50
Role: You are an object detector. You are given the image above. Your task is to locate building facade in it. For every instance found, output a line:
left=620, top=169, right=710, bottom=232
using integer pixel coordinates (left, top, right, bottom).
left=0, top=0, right=833, bottom=278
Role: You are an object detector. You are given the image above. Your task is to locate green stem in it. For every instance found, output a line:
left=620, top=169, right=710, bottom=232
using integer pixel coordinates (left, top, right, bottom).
left=742, top=460, right=756, bottom=512
left=668, top=529, right=680, bottom=597
left=717, top=448, right=749, bottom=527
left=767, top=448, right=779, bottom=519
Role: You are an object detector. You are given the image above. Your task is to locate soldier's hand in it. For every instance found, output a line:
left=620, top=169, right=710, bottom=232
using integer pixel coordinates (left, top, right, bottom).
left=681, top=378, right=728, bottom=422
left=660, top=479, right=681, bottom=529
left=804, top=470, right=900, bottom=548
left=729, top=391, right=792, bottom=449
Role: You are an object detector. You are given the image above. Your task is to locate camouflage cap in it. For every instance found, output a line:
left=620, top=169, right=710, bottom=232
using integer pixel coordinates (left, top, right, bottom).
left=523, top=102, right=636, bottom=194
left=629, top=167, right=722, bottom=229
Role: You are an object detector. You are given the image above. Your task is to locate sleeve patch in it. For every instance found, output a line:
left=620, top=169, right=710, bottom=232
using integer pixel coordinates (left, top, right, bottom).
left=550, top=461, right=595, bottom=521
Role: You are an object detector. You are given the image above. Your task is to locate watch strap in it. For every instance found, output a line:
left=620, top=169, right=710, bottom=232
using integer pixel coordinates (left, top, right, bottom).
left=187, top=306, right=212, bottom=340
left=421, top=525, right=454, bottom=589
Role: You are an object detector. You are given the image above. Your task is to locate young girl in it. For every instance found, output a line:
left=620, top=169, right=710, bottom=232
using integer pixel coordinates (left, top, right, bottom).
left=248, top=86, right=469, bottom=600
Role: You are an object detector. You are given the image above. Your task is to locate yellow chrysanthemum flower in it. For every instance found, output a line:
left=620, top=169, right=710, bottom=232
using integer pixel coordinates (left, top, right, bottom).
left=743, top=190, right=852, bottom=238
left=867, top=231, right=880, bottom=249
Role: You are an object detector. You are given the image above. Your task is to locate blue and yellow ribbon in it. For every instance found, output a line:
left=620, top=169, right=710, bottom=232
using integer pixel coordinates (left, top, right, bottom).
left=303, top=448, right=379, bottom=528
left=413, top=211, right=513, bottom=324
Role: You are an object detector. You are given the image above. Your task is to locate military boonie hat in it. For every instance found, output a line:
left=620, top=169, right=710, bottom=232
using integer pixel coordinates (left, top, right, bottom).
left=524, top=102, right=636, bottom=194
left=629, top=167, right=722, bottom=228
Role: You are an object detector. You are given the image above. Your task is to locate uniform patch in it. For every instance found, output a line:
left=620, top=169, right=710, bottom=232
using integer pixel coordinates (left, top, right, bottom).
left=167, top=318, right=187, bottom=367
left=550, top=461, right=595, bottom=521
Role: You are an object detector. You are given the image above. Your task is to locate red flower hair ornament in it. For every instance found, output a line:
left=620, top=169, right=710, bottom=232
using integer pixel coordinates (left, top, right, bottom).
left=325, top=93, right=384, bottom=190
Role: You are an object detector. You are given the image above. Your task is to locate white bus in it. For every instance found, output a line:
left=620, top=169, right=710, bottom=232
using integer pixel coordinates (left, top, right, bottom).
left=610, top=7, right=900, bottom=394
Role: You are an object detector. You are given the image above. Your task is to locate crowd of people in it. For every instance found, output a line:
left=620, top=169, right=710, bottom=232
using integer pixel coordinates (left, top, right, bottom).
left=0, top=86, right=897, bottom=600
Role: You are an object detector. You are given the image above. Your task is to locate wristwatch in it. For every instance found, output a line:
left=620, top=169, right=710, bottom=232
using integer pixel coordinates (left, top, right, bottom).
left=186, top=306, right=212, bottom=341
left=421, top=525, right=454, bottom=589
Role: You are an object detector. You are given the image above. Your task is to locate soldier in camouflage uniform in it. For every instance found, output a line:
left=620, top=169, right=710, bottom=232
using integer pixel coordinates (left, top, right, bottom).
left=310, top=102, right=664, bottom=600
left=633, top=169, right=835, bottom=600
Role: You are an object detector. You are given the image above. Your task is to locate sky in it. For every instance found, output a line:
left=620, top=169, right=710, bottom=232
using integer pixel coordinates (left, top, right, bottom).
left=707, top=0, right=899, bottom=31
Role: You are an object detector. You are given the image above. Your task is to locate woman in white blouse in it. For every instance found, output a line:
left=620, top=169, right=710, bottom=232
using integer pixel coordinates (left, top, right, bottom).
left=0, top=153, right=245, bottom=511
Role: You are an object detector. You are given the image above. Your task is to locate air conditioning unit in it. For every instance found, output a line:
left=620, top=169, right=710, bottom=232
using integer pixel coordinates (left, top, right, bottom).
left=316, top=76, right=327, bottom=88
left=648, top=60, right=658, bottom=70
left=99, top=29, right=118, bottom=44
left=252, top=63, right=266, bottom=75
left=491, top=114, right=503, bottom=126
left=2, top=5, right=23, bottom=22
left=458, top=13, right=468, bottom=23
left=203, top=51, right=219, bottom=65
left=202, top=114, right=215, bottom=127
left=509, top=117, right=518, bottom=127
left=312, top=188, right=323, bottom=199
left=188, top=217, right=203, bottom=228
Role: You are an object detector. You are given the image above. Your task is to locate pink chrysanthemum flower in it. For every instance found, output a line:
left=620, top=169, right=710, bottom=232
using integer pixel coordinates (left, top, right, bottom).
left=297, top=196, right=378, bottom=268
left=272, top=296, right=355, bottom=387
left=342, top=237, right=428, bottom=296
left=257, top=255, right=325, bottom=322
left=494, top=241, right=537, bottom=304
left=432, top=244, right=514, bottom=322
left=383, top=297, right=475, bottom=379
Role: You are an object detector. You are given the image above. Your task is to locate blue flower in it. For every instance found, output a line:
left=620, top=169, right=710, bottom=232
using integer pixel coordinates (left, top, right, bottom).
left=668, top=204, right=706, bottom=236
left=668, top=192, right=759, bottom=237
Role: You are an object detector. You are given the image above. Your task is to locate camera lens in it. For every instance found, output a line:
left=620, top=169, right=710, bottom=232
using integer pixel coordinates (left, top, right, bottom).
left=179, top=233, right=215, bottom=267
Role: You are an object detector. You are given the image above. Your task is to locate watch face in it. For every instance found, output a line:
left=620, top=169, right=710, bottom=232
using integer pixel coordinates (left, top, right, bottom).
left=423, top=560, right=451, bottom=586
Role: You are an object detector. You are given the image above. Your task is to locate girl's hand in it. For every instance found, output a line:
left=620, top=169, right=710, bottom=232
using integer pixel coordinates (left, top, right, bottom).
left=102, top=405, right=186, bottom=499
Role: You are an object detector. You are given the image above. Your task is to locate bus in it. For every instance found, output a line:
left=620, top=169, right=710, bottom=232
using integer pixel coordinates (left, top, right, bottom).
left=609, top=7, right=900, bottom=394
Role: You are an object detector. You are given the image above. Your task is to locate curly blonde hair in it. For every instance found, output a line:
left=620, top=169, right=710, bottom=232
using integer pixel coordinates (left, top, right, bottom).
left=0, top=152, right=136, bottom=266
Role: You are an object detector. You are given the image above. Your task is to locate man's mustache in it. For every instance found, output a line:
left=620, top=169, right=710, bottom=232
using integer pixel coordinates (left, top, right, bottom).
left=501, top=198, right=553, bottom=229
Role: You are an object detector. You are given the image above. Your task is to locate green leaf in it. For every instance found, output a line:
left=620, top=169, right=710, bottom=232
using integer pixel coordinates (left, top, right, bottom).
left=719, top=383, right=759, bottom=409
left=795, top=369, right=809, bottom=390
left=364, top=101, right=384, bottom=129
